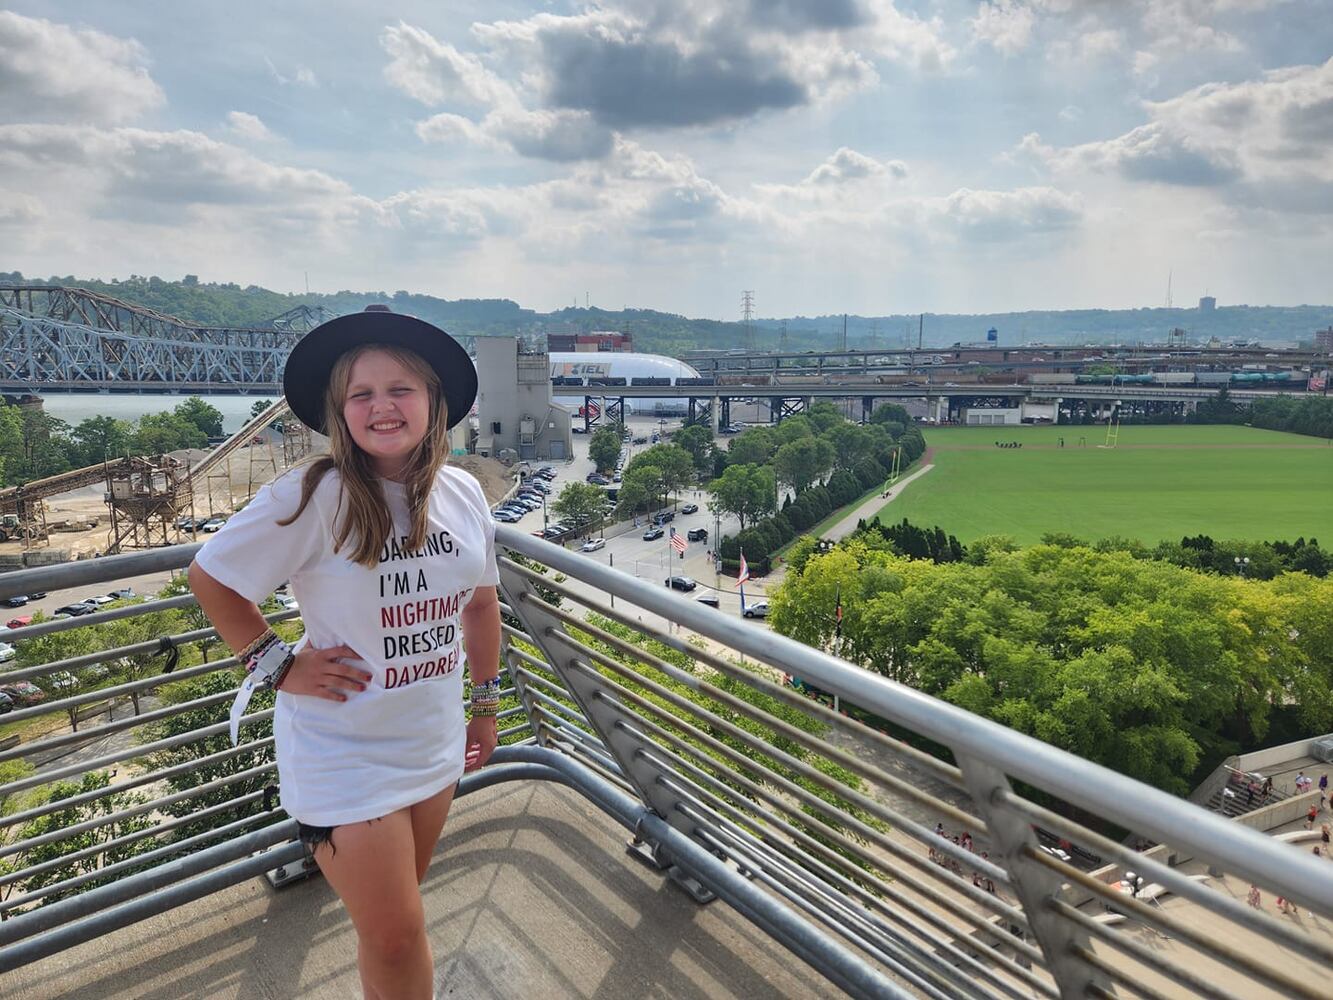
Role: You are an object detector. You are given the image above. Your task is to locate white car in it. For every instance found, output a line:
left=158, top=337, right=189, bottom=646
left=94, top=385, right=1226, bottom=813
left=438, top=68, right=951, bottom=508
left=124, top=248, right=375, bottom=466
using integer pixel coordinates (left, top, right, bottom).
left=0, top=642, right=14, bottom=662
left=201, top=517, right=227, bottom=532
left=278, top=595, right=300, bottom=612
left=742, top=602, right=769, bottom=619
left=83, top=595, right=116, bottom=607
left=580, top=538, right=606, bottom=552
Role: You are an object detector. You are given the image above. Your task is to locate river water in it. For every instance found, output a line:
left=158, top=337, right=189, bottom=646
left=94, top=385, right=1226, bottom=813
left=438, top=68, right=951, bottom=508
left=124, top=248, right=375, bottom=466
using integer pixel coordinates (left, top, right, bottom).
left=35, top=394, right=281, bottom=434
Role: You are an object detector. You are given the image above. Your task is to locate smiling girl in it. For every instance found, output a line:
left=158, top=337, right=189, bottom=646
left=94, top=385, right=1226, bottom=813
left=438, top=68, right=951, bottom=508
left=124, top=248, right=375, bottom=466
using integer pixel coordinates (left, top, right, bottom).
left=189, top=306, right=500, bottom=999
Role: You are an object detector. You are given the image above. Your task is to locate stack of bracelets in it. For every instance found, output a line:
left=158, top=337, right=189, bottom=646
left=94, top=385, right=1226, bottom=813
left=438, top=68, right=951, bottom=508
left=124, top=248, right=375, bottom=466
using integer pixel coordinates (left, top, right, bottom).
left=470, top=677, right=502, bottom=718
left=239, top=627, right=295, bottom=690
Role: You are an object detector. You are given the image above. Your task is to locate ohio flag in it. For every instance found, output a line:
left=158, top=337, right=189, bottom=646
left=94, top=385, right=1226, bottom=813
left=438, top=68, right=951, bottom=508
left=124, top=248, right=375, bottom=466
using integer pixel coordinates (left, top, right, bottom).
left=735, top=550, right=750, bottom=588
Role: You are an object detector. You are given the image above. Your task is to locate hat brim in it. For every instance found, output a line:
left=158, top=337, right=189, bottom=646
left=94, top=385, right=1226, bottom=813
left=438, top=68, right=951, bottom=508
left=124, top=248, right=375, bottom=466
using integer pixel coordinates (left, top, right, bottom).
left=282, top=312, right=477, bottom=434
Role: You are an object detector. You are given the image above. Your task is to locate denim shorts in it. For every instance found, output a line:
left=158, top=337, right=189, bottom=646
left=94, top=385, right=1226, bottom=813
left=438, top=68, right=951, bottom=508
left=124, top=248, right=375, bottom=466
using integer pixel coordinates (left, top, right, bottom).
left=298, top=817, right=382, bottom=855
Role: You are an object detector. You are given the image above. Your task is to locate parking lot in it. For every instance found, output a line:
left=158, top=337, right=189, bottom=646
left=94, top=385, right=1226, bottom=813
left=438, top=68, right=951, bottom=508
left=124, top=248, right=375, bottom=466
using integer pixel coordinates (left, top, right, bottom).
left=492, top=417, right=770, bottom=623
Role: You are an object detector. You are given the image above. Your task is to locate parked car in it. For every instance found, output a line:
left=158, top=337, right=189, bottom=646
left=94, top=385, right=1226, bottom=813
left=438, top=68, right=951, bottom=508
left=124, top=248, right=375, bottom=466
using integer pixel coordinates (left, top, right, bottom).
left=0, top=642, right=15, bottom=662
left=47, top=670, right=79, bottom=693
left=83, top=595, right=115, bottom=607
left=82, top=663, right=111, bottom=683
left=586, top=473, right=610, bottom=485
left=696, top=595, right=720, bottom=608
left=642, top=527, right=665, bottom=541
left=743, top=602, right=770, bottom=619
left=0, top=691, right=13, bottom=714
left=53, top=602, right=95, bottom=617
left=107, top=587, right=135, bottom=600
left=666, top=576, right=697, bottom=592
left=652, top=510, right=675, bottom=525
left=633, top=436, right=648, bottom=444
left=2, top=595, right=28, bottom=608
left=541, top=527, right=566, bottom=539
left=493, top=510, right=522, bottom=523
left=6, top=615, right=33, bottom=629
left=538, top=468, right=557, bottom=479
left=580, top=538, right=606, bottom=552
left=0, top=681, right=46, bottom=706
left=201, top=517, right=227, bottom=532
left=687, top=527, right=708, bottom=542
left=28, top=591, right=45, bottom=599
left=681, top=503, right=699, bottom=515
left=176, top=516, right=198, bottom=531
left=571, top=426, right=587, bottom=434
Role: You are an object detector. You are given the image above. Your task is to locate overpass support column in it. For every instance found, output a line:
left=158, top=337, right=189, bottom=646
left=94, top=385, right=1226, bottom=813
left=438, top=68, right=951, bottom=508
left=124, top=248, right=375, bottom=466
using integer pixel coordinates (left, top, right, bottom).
left=861, top=396, right=873, bottom=424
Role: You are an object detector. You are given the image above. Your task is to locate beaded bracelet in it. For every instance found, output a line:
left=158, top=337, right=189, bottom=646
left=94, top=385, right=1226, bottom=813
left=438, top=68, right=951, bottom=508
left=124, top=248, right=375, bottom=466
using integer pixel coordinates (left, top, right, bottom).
left=470, top=677, right=502, bottom=717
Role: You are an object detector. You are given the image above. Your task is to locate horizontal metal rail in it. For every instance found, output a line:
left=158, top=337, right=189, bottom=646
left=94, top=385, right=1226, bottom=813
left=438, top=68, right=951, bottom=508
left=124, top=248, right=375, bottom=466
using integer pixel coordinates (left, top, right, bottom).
left=0, top=524, right=1328, bottom=1000
left=495, top=525, right=1333, bottom=915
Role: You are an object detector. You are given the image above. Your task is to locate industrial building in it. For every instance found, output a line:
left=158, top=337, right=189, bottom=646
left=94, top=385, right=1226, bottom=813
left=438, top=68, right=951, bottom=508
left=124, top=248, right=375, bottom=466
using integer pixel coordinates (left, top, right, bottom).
left=472, top=337, right=573, bottom=462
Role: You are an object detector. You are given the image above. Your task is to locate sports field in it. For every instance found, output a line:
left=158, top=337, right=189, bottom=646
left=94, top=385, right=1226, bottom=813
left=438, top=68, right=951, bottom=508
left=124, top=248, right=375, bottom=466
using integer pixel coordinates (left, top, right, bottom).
left=881, top=425, right=1333, bottom=545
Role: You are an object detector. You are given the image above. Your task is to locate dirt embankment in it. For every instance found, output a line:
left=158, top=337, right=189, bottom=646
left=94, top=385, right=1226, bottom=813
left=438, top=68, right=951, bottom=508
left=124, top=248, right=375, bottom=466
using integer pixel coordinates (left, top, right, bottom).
left=2, top=447, right=513, bottom=561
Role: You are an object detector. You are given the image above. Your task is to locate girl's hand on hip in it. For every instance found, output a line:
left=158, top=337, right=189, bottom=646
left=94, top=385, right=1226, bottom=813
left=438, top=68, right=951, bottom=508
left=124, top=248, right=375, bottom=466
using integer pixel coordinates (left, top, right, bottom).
left=280, top=644, right=372, bottom=702
left=464, top=714, right=498, bottom=772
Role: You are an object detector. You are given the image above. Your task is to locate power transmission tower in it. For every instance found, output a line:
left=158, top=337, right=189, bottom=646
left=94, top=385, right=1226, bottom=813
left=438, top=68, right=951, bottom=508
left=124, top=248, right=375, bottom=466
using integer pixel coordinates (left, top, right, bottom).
left=741, top=290, right=755, bottom=352
left=779, top=320, right=789, bottom=352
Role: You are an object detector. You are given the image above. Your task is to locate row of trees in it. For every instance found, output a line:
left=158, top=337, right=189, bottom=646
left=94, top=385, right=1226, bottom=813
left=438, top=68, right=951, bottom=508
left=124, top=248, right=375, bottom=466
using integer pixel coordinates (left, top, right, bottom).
left=706, top=403, right=926, bottom=570
left=0, top=398, right=225, bottom=486
left=769, top=534, right=1333, bottom=796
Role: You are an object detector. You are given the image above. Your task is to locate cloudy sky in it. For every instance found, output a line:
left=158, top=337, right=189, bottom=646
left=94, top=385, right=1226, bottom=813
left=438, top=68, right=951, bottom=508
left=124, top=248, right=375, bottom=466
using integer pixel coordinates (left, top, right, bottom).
left=2, top=2, right=1329, bottom=317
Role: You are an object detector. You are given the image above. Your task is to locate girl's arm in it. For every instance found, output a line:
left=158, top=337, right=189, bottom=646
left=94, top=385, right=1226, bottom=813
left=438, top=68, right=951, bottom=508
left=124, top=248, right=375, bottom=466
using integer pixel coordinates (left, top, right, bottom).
left=189, top=560, right=370, bottom=701
left=461, top=585, right=501, bottom=683
left=461, top=585, right=502, bottom=770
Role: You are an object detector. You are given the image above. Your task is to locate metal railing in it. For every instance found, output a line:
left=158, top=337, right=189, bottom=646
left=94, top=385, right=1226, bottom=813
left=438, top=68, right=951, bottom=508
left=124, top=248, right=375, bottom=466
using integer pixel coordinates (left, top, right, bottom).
left=0, top=529, right=1330, bottom=999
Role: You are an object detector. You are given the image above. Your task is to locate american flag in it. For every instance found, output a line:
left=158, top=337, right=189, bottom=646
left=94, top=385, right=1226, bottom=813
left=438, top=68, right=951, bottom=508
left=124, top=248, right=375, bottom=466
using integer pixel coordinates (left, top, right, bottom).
left=735, top=550, right=750, bottom=587
left=670, top=527, right=687, bottom=554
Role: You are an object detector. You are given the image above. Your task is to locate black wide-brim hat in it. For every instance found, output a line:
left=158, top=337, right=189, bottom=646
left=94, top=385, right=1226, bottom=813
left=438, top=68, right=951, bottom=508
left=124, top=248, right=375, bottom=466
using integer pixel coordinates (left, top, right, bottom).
left=282, top=305, right=477, bottom=434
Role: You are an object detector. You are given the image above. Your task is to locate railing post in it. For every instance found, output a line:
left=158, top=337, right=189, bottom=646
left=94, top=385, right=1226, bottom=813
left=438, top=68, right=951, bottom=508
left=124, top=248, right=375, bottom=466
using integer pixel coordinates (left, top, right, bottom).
left=955, top=753, right=1112, bottom=999
left=495, top=555, right=715, bottom=898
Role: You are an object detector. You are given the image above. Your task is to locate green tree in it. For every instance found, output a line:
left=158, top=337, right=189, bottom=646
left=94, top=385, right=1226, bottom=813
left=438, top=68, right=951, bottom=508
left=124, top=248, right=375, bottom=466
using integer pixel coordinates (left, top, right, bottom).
left=626, top=444, right=693, bottom=505
left=71, top=415, right=134, bottom=465
left=18, top=409, right=74, bottom=480
left=553, top=482, right=608, bottom=532
left=773, top=437, right=834, bottom=494
left=133, top=411, right=206, bottom=454
left=672, top=424, right=715, bottom=474
left=589, top=426, right=622, bottom=472
left=824, top=422, right=873, bottom=472
left=727, top=426, right=777, bottom=466
left=249, top=398, right=278, bottom=421
left=708, top=463, right=776, bottom=530
left=173, top=397, right=225, bottom=437
left=6, top=772, right=155, bottom=906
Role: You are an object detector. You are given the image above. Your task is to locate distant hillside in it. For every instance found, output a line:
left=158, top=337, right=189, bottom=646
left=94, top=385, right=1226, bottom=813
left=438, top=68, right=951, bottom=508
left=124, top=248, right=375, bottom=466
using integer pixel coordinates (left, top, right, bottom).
left=3, top=270, right=1329, bottom=352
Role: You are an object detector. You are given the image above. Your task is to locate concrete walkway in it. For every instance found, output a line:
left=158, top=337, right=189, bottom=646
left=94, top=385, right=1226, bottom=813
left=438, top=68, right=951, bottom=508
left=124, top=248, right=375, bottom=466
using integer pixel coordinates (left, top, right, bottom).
left=6, top=781, right=835, bottom=1000
left=822, top=458, right=936, bottom=544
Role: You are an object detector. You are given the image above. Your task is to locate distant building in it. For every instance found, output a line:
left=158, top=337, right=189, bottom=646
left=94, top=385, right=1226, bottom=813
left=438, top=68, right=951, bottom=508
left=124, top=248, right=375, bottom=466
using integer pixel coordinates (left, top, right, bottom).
left=473, top=337, right=573, bottom=461
left=1316, top=327, right=1333, bottom=354
left=1198, top=296, right=1217, bottom=311
left=546, top=330, right=633, bottom=353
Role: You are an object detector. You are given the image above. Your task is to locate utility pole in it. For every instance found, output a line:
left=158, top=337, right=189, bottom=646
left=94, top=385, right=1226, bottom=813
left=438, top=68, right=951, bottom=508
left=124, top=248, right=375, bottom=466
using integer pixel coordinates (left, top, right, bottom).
left=918, top=313, right=924, bottom=351
left=842, top=313, right=848, bottom=353
left=742, top=290, right=755, bottom=353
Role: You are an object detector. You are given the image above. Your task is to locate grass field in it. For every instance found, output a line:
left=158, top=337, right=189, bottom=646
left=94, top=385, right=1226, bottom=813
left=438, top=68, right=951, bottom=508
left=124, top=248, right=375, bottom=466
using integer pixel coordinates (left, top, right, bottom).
left=880, top=424, right=1333, bottom=545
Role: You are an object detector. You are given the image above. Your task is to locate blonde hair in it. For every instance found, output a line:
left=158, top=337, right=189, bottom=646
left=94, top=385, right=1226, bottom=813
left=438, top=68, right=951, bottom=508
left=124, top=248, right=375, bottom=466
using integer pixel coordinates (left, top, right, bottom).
left=279, top=343, right=451, bottom=567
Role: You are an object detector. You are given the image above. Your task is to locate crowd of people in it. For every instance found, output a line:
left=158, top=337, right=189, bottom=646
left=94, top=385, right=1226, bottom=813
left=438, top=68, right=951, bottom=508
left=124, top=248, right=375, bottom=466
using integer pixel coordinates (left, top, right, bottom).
left=929, top=822, right=996, bottom=894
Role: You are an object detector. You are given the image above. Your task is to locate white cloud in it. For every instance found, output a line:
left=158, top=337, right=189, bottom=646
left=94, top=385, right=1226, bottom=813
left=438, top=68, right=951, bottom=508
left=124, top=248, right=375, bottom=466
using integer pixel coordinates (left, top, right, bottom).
left=224, top=111, right=274, bottom=142
left=971, top=1, right=1037, bottom=56
left=417, top=107, right=613, bottom=162
left=930, top=186, right=1083, bottom=240
left=1020, top=57, right=1333, bottom=202
left=806, top=147, right=907, bottom=185
left=380, top=21, right=512, bottom=108
left=264, top=55, right=319, bottom=88
left=0, top=12, right=164, bottom=124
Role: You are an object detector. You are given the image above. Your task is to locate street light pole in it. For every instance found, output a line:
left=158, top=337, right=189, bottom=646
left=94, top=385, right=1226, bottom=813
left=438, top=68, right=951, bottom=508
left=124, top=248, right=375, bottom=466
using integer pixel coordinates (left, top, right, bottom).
left=1234, top=555, right=1250, bottom=577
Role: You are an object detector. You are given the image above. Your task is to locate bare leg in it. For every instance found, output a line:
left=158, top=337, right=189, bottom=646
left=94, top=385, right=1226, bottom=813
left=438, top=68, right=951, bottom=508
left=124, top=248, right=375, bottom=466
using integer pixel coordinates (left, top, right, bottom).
left=409, top=781, right=458, bottom=884
left=314, top=810, right=433, bottom=1000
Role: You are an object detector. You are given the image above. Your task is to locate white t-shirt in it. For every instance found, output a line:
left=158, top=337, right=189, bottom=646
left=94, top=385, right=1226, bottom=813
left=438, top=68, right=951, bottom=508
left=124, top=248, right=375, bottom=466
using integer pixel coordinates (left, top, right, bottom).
left=195, top=464, right=500, bottom=827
